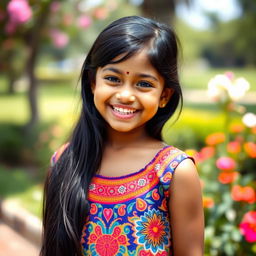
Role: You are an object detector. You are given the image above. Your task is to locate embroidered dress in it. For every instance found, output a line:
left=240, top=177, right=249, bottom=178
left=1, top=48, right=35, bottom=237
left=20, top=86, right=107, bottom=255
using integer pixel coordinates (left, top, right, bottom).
left=80, top=146, right=191, bottom=256
left=51, top=145, right=191, bottom=256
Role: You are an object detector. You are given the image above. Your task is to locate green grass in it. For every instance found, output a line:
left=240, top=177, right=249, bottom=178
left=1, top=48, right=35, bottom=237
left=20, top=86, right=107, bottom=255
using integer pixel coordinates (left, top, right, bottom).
left=180, top=67, right=256, bottom=90
left=0, top=165, right=42, bottom=218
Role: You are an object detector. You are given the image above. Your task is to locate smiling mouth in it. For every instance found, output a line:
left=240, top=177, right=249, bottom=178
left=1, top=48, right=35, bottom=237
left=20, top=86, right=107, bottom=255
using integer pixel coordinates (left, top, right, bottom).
left=110, top=105, right=139, bottom=118
left=112, top=106, right=137, bottom=114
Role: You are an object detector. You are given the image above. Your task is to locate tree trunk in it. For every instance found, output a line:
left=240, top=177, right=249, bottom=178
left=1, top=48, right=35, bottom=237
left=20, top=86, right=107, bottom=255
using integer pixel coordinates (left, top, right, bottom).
left=25, top=1, right=52, bottom=131
left=141, top=0, right=175, bottom=26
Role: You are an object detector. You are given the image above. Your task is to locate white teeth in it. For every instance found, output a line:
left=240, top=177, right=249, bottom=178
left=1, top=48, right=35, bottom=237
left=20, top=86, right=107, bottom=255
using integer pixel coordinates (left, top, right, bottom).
left=113, top=106, right=136, bottom=114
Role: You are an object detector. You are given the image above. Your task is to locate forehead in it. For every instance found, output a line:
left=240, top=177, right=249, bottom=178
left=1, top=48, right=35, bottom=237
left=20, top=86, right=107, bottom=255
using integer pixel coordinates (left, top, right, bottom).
left=101, top=49, right=158, bottom=75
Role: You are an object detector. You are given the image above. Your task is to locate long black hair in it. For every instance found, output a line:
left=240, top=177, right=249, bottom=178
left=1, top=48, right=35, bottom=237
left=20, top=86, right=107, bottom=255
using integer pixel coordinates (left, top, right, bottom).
left=40, top=16, right=182, bottom=256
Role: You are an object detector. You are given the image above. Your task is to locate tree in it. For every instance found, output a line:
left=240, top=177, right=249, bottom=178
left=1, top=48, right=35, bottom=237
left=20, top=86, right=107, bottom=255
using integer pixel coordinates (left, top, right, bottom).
left=0, top=0, right=121, bottom=131
left=140, top=0, right=191, bottom=25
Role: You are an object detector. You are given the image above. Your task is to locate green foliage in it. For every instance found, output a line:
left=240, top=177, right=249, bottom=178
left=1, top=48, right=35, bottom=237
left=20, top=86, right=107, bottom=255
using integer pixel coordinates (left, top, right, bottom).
left=0, top=165, right=42, bottom=217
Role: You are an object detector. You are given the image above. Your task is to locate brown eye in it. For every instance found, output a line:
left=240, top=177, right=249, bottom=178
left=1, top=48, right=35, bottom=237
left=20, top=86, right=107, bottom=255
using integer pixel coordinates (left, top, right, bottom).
left=137, top=81, right=154, bottom=88
left=105, top=76, right=121, bottom=83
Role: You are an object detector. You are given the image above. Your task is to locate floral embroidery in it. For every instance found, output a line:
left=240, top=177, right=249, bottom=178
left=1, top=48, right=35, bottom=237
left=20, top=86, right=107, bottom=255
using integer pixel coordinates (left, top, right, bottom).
left=81, top=146, right=190, bottom=255
left=139, top=250, right=168, bottom=256
left=118, top=185, right=126, bottom=194
left=86, top=219, right=130, bottom=256
left=135, top=209, right=170, bottom=253
left=138, top=178, right=147, bottom=186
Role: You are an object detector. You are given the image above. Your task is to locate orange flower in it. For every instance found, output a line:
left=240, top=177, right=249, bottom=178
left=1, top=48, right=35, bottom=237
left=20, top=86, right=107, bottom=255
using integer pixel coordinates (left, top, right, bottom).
left=218, top=171, right=238, bottom=184
left=205, top=132, right=225, bottom=146
left=227, top=141, right=241, bottom=154
left=231, top=185, right=256, bottom=204
left=203, top=197, right=214, bottom=208
left=229, top=123, right=245, bottom=133
left=244, top=142, right=256, bottom=158
left=198, top=146, right=215, bottom=161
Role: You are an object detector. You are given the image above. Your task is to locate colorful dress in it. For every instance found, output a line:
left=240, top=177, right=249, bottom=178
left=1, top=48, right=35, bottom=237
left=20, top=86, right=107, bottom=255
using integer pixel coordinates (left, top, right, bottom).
left=81, top=146, right=192, bottom=256
left=52, top=145, right=192, bottom=256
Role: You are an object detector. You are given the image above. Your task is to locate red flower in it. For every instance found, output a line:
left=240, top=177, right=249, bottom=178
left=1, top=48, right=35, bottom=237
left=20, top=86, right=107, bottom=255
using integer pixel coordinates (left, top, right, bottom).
left=227, top=141, right=241, bottom=154
left=198, top=146, right=215, bottom=161
left=244, top=142, right=256, bottom=158
left=216, top=157, right=236, bottom=171
left=239, top=211, right=256, bottom=242
left=218, top=171, right=238, bottom=184
left=231, top=185, right=256, bottom=204
left=205, top=132, right=225, bottom=146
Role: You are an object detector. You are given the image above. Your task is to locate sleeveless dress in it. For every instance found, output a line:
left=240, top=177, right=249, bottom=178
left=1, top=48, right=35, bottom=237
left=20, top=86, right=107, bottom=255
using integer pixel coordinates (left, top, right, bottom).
left=51, top=145, right=192, bottom=256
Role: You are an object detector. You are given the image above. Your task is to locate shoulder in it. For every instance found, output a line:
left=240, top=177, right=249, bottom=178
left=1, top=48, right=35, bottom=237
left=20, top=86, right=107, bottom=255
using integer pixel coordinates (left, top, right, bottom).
left=50, top=142, right=70, bottom=167
left=157, top=145, right=194, bottom=178
left=169, top=158, right=202, bottom=210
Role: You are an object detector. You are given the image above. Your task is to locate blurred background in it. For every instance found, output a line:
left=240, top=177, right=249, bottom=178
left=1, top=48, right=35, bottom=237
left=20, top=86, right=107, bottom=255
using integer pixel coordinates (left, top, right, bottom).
left=0, top=0, right=255, bottom=255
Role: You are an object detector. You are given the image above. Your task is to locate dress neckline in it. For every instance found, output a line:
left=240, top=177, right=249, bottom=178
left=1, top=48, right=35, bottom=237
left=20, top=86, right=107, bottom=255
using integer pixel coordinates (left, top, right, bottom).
left=94, top=145, right=170, bottom=180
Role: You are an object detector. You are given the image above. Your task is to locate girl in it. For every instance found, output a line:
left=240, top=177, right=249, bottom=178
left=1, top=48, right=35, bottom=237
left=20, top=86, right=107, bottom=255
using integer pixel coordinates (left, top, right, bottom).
left=41, top=16, right=204, bottom=256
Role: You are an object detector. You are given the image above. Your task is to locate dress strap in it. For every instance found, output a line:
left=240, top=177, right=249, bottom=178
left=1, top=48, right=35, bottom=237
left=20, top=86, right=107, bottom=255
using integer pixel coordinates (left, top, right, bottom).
left=50, top=142, right=69, bottom=166
left=157, top=146, right=194, bottom=194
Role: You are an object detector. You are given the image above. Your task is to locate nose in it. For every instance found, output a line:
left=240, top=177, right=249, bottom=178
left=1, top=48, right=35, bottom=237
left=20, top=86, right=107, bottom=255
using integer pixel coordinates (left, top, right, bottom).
left=116, top=90, right=135, bottom=103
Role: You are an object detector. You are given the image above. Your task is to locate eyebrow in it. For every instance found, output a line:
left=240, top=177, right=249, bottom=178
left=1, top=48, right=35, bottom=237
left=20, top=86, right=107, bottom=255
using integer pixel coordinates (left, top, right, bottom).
left=102, top=67, right=159, bottom=82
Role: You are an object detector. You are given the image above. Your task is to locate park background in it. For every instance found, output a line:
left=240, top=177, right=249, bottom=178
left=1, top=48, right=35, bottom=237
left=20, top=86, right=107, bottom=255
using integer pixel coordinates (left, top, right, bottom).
left=0, top=0, right=255, bottom=255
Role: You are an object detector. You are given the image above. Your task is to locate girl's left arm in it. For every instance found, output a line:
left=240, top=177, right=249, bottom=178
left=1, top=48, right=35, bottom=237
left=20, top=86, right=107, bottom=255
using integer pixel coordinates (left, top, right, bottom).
left=169, top=159, right=204, bottom=256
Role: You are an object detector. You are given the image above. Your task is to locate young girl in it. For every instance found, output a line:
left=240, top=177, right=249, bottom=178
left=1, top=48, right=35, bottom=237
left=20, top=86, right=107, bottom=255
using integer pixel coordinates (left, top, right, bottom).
left=41, top=16, right=204, bottom=256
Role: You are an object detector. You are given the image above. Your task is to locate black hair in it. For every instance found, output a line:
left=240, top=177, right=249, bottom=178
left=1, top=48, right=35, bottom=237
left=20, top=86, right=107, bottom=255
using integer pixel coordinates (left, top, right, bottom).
left=40, top=15, right=182, bottom=256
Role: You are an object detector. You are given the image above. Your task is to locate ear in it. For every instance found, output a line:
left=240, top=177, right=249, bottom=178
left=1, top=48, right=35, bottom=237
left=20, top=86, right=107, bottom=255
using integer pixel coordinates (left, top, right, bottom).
left=159, top=88, right=174, bottom=108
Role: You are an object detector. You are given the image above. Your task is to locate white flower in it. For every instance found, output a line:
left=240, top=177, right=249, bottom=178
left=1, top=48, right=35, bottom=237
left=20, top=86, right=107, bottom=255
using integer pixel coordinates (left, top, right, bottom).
left=207, top=74, right=231, bottom=101
left=207, top=73, right=250, bottom=102
left=225, top=209, right=236, bottom=221
left=242, top=112, right=256, bottom=128
left=229, top=77, right=250, bottom=101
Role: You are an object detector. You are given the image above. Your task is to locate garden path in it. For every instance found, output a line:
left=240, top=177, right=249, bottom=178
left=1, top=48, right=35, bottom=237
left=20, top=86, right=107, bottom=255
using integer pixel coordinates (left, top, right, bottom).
left=0, top=221, right=39, bottom=256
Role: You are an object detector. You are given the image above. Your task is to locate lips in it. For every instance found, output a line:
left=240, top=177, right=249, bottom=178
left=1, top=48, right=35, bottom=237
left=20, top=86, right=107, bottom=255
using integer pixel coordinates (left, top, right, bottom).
left=110, top=104, right=139, bottom=119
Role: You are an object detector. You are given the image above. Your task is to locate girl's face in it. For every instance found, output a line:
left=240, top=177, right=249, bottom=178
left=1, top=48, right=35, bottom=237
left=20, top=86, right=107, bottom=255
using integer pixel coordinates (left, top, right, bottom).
left=92, top=49, right=172, bottom=134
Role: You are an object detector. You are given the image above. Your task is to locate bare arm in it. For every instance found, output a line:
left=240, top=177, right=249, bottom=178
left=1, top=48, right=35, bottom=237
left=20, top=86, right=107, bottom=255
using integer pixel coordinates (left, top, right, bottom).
left=169, top=159, right=204, bottom=256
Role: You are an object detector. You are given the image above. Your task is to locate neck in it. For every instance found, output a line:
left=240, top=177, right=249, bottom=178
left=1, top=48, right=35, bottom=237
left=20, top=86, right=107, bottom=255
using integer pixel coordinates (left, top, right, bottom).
left=106, top=127, right=151, bottom=149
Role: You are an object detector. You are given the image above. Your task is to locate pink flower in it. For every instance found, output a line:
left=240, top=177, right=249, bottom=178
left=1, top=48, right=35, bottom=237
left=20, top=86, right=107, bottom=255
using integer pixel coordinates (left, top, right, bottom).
left=50, top=30, right=69, bottom=48
left=77, top=15, right=91, bottom=28
left=240, top=211, right=256, bottom=242
left=216, top=156, right=236, bottom=171
left=7, top=0, right=32, bottom=24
